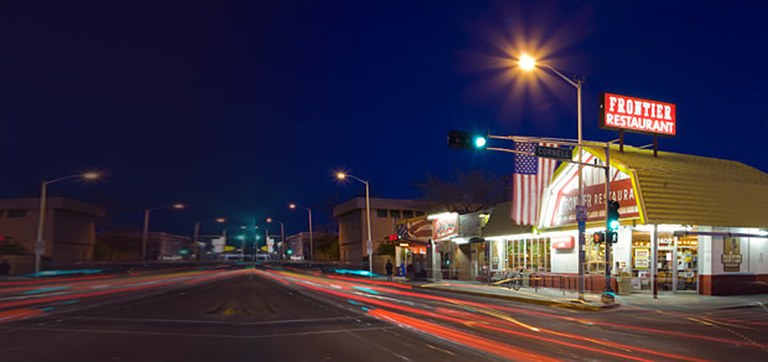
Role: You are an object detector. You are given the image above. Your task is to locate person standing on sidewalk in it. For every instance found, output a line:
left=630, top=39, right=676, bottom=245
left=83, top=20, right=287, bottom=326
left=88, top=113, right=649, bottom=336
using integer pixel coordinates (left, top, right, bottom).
left=385, top=259, right=394, bottom=282
left=0, top=259, right=10, bottom=281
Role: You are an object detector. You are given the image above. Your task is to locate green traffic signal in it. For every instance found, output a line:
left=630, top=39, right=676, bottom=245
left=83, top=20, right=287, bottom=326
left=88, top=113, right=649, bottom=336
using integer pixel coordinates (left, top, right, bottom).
left=473, top=136, right=487, bottom=149
left=607, top=200, right=620, bottom=244
left=448, top=130, right=488, bottom=150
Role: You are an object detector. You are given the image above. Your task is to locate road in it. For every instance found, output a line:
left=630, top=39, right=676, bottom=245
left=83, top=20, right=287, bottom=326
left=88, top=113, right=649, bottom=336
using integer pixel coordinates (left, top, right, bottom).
left=0, top=264, right=766, bottom=361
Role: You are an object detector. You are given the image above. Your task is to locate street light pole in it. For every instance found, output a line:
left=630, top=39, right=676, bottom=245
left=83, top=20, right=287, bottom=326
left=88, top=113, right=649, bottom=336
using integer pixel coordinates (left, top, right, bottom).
left=519, top=55, right=586, bottom=300
left=34, top=172, right=100, bottom=276
left=142, top=204, right=185, bottom=261
left=289, top=204, right=314, bottom=261
left=336, top=172, right=372, bottom=276
left=267, top=218, right=286, bottom=259
left=192, top=218, right=225, bottom=259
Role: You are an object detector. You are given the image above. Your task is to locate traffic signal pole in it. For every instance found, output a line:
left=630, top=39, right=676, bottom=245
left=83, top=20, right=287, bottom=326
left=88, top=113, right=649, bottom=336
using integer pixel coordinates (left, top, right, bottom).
left=602, top=144, right=615, bottom=304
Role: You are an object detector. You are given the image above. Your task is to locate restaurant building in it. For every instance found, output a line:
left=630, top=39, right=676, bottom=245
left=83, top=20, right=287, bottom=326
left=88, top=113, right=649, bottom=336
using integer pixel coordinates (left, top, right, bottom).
left=483, top=144, right=768, bottom=295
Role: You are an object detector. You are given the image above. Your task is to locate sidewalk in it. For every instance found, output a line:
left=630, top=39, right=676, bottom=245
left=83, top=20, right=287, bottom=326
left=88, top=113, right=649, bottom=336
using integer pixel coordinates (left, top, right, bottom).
left=383, top=277, right=768, bottom=312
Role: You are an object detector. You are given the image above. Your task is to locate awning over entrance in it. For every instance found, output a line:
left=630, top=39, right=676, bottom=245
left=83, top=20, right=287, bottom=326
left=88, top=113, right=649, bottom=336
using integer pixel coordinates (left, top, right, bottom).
left=482, top=202, right=532, bottom=237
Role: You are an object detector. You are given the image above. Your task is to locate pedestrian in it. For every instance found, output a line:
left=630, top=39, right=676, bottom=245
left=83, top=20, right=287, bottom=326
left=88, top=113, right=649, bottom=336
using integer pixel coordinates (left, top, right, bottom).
left=385, top=259, right=394, bottom=282
left=0, top=259, right=10, bottom=281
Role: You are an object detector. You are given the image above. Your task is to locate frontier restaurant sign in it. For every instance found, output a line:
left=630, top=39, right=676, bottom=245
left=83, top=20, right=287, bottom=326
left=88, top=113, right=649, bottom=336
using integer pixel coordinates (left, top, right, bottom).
left=600, top=93, right=676, bottom=136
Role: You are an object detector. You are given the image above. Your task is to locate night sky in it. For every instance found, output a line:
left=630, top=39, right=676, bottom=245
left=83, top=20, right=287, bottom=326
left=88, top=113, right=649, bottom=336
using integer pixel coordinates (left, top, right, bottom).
left=1, top=0, right=766, bottom=236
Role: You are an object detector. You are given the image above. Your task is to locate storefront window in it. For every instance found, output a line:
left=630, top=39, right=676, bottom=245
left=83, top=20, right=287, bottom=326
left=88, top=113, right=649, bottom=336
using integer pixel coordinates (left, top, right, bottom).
left=505, top=238, right=550, bottom=272
left=630, top=230, right=698, bottom=292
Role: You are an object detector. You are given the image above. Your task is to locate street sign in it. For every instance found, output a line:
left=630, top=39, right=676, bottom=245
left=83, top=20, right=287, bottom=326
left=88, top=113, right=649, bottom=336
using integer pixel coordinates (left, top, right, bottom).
left=534, top=145, right=572, bottom=161
left=575, top=205, right=588, bottom=222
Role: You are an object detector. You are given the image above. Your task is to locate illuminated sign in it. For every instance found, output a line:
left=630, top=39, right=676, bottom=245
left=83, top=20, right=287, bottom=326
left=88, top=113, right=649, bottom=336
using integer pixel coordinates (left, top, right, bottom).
left=431, top=213, right=458, bottom=240
left=548, top=179, right=640, bottom=227
left=551, top=236, right=574, bottom=249
left=600, top=93, right=676, bottom=136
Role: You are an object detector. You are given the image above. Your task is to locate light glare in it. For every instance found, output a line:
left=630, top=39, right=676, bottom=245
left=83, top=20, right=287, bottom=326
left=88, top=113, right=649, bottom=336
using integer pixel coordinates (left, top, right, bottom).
left=519, top=54, right=536, bottom=71
left=82, top=172, right=100, bottom=180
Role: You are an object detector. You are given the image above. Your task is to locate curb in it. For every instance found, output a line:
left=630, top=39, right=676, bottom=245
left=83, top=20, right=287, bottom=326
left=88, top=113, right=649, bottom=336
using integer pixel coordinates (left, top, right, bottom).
left=418, top=285, right=620, bottom=311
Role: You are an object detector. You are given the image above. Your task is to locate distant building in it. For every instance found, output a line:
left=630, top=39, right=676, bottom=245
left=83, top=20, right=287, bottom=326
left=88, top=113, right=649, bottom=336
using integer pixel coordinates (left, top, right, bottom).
left=0, top=198, right=105, bottom=264
left=96, top=232, right=192, bottom=261
left=333, top=197, right=426, bottom=273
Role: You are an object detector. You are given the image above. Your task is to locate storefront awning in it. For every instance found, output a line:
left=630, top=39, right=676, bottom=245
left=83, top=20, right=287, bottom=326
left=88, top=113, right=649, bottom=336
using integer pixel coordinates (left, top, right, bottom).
left=481, top=202, right=532, bottom=237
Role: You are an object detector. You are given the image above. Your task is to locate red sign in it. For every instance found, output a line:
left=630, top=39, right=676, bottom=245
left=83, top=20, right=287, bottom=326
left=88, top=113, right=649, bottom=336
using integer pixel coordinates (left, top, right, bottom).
left=549, top=178, right=640, bottom=226
left=432, top=214, right=458, bottom=240
left=552, top=236, right=574, bottom=249
left=600, top=93, right=676, bottom=136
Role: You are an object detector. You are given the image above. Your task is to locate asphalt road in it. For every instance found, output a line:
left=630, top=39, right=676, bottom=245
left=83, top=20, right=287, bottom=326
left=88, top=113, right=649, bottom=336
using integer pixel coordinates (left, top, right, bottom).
left=0, top=265, right=766, bottom=362
left=0, top=268, right=498, bottom=362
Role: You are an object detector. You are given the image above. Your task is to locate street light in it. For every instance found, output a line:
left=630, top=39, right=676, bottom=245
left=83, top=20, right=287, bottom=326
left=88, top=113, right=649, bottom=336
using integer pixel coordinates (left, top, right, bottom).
left=266, top=217, right=285, bottom=259
left=35, top=171, right=101, bottom=275
left=288, top=203, right=313, bottom=261
left=142, top=203, right=185, bottom=261
left=192, top=217, right=226, bottom=258
left=335, top=171, right=372, bottom=276
left=518, top=53, right=586, bottom=300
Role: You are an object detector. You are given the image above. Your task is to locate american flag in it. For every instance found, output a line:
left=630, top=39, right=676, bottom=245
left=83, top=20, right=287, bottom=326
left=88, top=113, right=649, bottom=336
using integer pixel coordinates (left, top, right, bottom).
left=512, top=142, right=559, bottom=225
left=396, top=217, right=432, bottom=242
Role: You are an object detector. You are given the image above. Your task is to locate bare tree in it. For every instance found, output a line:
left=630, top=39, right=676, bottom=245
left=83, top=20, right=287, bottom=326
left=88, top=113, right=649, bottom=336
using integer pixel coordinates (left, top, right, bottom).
left=415, top=170, right=507, bottom=214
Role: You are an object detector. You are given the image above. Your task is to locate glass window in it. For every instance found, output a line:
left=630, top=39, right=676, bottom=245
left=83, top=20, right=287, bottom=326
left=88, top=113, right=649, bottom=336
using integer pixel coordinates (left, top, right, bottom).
left=389, top=210, right=401, bottom=219
left=376, top=209, right=388, bottom=218
left=8, top=209, right=26, bottom=218
left=402, top=210, right=414, bottom=218
left=415, top=211, right=424, bottom=216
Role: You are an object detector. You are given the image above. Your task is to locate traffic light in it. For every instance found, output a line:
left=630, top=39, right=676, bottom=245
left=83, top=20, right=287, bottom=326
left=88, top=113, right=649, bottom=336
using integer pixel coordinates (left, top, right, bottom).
left=448, top=130, right=487, bottom=150
left=607, top=200, right=620, bottom=244
left=592, top=232, right=605, bottom=244
left=286, top=248, right=293, bottom=255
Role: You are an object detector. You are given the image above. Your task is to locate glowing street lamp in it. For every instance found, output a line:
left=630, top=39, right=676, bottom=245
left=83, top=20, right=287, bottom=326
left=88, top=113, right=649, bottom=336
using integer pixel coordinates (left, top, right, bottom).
left=288, top=203, right=313, bottom=261
left=142, top=203, right=185, bottom=261
left=335, top=171, right=372, bottom=276
left=34, top=171, right=101, bottom=275
left=518, top=54, right=536, bottom=71
left=518, top=53, right=587, bottom=300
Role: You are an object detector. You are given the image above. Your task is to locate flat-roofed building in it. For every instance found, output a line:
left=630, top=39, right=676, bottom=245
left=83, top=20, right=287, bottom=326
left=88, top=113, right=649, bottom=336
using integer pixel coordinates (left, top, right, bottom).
left=0, top=198, right=105, bottom=267
left=333, top=197, right=426, bottom=273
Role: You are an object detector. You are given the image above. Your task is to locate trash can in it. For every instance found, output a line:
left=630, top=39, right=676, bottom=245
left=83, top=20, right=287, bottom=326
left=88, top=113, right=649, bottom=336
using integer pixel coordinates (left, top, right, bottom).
left=617, top=272, right=632, bottom=295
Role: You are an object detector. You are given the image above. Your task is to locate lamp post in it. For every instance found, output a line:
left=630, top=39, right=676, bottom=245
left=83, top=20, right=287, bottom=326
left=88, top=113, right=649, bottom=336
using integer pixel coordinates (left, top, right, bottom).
left=35, top=171, right=100, bottom=276
left=192, top=217, right=226, bottom=259
left=519, top=54, right=587, bottom=300
left=335, top=172, right=372, bottom=276
left=288, top=203, right=313, bottom=261
left=142, top=203, right=185, bottom=261
left=266, top=217, right=285, bottom=258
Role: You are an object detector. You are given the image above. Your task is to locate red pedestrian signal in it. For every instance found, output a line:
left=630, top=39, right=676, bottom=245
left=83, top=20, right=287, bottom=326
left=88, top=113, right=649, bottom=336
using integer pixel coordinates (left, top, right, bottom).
left=593, top=232, right=605, bottom=244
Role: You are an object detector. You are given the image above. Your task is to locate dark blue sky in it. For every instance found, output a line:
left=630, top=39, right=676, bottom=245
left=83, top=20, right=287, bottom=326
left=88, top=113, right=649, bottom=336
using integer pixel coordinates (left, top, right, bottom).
left=2, top=0, right=766, bottom=237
